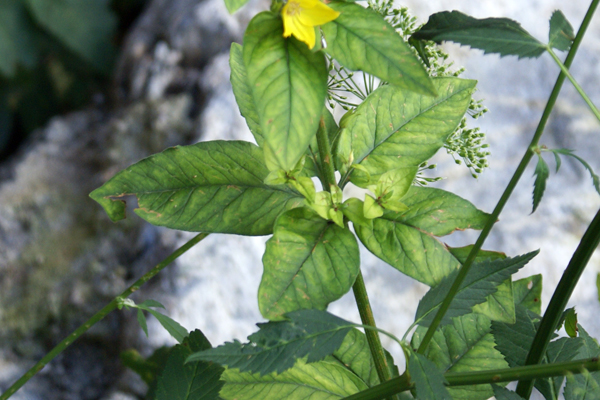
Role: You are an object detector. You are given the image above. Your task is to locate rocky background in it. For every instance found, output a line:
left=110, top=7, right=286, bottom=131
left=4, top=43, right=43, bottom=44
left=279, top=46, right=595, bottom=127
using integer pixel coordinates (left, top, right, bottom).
left=0, top=0, right=599, bottom=399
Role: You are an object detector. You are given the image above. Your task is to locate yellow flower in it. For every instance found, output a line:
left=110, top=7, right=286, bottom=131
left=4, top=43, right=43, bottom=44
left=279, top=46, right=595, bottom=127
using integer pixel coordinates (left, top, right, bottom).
left=281, top=0, right=340, bottom=49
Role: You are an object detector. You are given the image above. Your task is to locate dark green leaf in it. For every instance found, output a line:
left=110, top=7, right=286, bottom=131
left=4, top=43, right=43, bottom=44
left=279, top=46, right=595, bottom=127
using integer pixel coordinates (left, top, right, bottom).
left=492, top=305, right=540, bottom=368
left=259, top=208, right=360, bottom=320
left=564, top=308, right=579, bottom=337
left=412, top=11, right=546, bottom=59
left=243, top=12, right=328, bottom=171
left=564, top=326, right=600, bottom=400
left=137, top=309, right=149, bottom=337
left=492, top=385, right=526, bottom=400
left=447, top=246, right=507, bottom=263
left=536, top=337, right=584, bottom=400
left=188, top=309, right=353, bottom=376
left=336, top=78, right=475, bottom=186
left=90, top=141, right=303, bottom=236
left=321, top=2, right=435, bottom=96
left=229, top=43, right=263, bottom=146
left=549, top=10, right=575, bottom=51
left=415, top=251, right=538, bottom=326
left=0, top=0, right=40, bottom=77
left=25, top=0, right=117, bottom=73
left=304, top=107, right=339, bottom=178
left=155, top=330, right=224, bottom=400
left=139, top=299, right=166, bottom=309
left=513, top=274, right=542, bottom=314
left=143, top=308, right=189, bottom=344
left=412, top=313, right=508, bottom=400
left=533, top=153, right=550, bottom=213
left=120, top=347, right=172, bottom=385
left=408, top=352, right=451, bottom=400
left=224, top=0, right=250, bottom=13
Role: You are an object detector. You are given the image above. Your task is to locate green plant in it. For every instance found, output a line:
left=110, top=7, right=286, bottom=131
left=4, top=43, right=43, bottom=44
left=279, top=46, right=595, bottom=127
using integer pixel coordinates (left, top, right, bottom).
left=1, top=1, right=600, bottom=400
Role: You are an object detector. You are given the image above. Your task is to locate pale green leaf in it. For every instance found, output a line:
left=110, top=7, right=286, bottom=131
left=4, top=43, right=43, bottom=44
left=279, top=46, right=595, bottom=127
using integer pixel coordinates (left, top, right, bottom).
left=0, top=0, right=39, bottom=77
left=330, top=329, right=380, bottom=387
left=25, top=0, right=117, bottom=73
left=412, top=11, right=545, bottom=59
left=564, top=326, right=600, bottom=400
left=187, top=309, right=353, bottom=375
left=137, top=309, right=149, bottom=337
left=243, top=12, right=328, bottom=171
left=513, top=274, right=542, bottom=314
left=220, top=358, right=368, bottom=400
left=321, top=2, right=435, bottom=95
left=336, top=78, right=476, bottom=186
left=89, top=141, right=302, bottom=236
left=409, top=351, right=451, bottom=400
left=564, top=308, right=579, bottom=338
left=415, top=251, right=538, bottom=326
left=229, top=43, right=263, bottom=146
left=412, top=313, right=508, bottom=400
left=533, top=154, right=550, bottom=213
left=155, top=330, right=224, bottom=400
left=143, top=308, right=189, bottom=344
left=304, top=107, right=339, bottom=179
left=549, top=10, right=575, bottom=51
left=550, top=148, right=600, bottom=195
left=224, top=0, right=250, bottom=13
left=259, top=208, right=360, bottom=320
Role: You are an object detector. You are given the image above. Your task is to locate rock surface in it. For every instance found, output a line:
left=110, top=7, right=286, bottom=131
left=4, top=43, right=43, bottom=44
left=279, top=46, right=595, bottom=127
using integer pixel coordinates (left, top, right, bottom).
left=0, top=0, right=598, bottom=399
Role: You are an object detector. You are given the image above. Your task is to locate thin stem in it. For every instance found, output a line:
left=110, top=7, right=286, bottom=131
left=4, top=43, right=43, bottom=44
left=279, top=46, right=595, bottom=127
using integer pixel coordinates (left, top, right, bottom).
left=546, top=46, right=600, bottom=123
left=416, top=0, right=597, bottom=354
left=353, top=324, right=404, bottom=349
left=515, top=208, right=600, bottom=397
left=316, top=116, right=337, bottom=190
left=0, top=233, right=209, bottom=400
left=343, top=357, right=600, bottom=400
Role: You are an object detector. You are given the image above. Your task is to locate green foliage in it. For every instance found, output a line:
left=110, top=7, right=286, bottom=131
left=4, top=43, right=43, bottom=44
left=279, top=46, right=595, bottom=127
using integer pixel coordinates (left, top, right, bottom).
left=118, top=299, right=189, bottom=343
left=548, top=10, right=575, bottom=51
left=564, top=326, right=600, bottom=400
left=513, top=274, right=543, bottom=314
left=532, top=153, right=550, bottom=213
left=408, top=351, right=451, bottom=400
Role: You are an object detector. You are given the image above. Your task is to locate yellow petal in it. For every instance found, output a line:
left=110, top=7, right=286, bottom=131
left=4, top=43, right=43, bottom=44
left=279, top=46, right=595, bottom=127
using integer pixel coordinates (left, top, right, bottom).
left=293, top=19, right=316, bottom=48
left=297, top=0, right=340, bottom=26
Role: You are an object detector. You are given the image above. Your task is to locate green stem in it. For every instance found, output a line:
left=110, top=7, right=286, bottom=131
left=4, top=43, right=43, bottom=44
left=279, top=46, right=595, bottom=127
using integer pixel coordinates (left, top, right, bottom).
left=316, top=116, right=337, bottom=190
left=546, top=46, right=600, bottom=123
left=343, top=357, right=600, bottom=400
left=416, top=0, right=597, bottom=354
left=515, top=207, right=600, bottom=397
left=0, top=233, right=209, bottom=400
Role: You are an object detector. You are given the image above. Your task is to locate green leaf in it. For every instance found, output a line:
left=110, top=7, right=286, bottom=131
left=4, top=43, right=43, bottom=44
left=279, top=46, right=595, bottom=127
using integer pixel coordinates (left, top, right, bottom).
left=304, top=107, right=339, bottom=178
left=412, top=313, right=508, bottom=400
left=548, top=10, right=575, bottom=51
left=187, top=309, right=353, bottom=376
left=155, top=330, right=224, bottom=400
left=396, top=186, right=490, bottom=236
left=564, top=326, right=600, bottom=400
left=121, top=346, right=172, bottom=385
left=143, top=308, right=189, bottom=344
left=412, top=11, right=546, bottom=59
left=564, top=308, right=579, bottom=338
left=415, top=251, right=538, bottom=326
left=513, top=274, right=542, bottom=314
left=25, top=0, right=117, bottom=73
left=492, top=305, right=540, bottom=368
left=536, top=336, right=584, bottom=400
left=259, top=208, right=360, bottom=320
left=0, top=0, right=40, bottom=77
left=137, top=309, right=149, bottom=337
left=336, top=78, right=476, bottom=186
left=331, top=329, right=381, bottom=387
left=89, top=141, right=303, bottom=236
left=229, top=43, right=264, bottom=146
left=224, top=0, right=250, bottom=13
left=447, top=246, right=507, bottom=263
left=532, top=154, right=550, bottom=213
left=243, top=12, right=328, bottom=171
left=408, top=351, right=451, bottom=400
left=492, top=385, right=526, bottom=400
left=220, top=357, right=368, bottom=400
left=550, top=148, right=600, bottom=195
left=321, top=2, right=435, bottom=96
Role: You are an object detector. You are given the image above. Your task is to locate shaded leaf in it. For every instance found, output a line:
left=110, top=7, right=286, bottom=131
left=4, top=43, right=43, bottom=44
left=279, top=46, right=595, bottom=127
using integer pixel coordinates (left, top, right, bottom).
left=121, top=346, right=172, bottom=385
left=412, top=10, right=545, bottom=59
left=259, top=208, right=360, bottom=320
left=513, top=274, right=542, bottom=314
left=412, top=313, right=508, bottom=400
left=408, top=352, right=451, bottom=400
left=533, top=154, right=550, bottom=213
left=564, top=326, right=600, bottom=400
left=330, top=328, right=381, bottom=387
left=492, top=305, right=540, bottom=368
left=137, top=309, right=149, bottom=337
left=304, top=107, right=339, bottom=178
left=415, top=251, right=538, bottom=326
left=549, top=10, right=575, bottom=51
left=536, top=337, right=584, bottom=400
left=0, top=0, right=40, bottom=77
left=155, top=330, right=224, bottom=400
left=447, top=246, right=507, bottom=263
left=321, top=2, right=435, bottom=95
left=90, top=141, right=302, bottom=236
left=493, top=385, right=526, bottom=400
left=243, top=12, right=328, bottom=171
left=336, top=78, right=475, bottom=186
left=188, top=309, right=353, bottom=376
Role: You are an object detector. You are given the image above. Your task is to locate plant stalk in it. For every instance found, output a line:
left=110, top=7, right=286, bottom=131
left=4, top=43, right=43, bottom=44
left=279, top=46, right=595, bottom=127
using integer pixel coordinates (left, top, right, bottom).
left=342, top=357, right=600, bottom=400
left=0, top=232, right=209, bottom=400
left=316, top=116, right=337, bottom=190
left=515, top=207, right=600, bottom=397
left=416, top=0, right=598, bottom=354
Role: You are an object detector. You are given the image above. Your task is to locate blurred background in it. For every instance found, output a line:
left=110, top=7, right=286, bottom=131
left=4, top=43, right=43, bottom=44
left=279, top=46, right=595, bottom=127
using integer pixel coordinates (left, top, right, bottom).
left=0, top=0, right=598, bottom=399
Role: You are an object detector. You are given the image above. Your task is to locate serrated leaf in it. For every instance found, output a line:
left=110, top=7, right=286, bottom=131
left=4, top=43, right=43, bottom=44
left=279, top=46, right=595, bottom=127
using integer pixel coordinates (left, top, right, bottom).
left=513, top=275, right=542, bottom=314
left=412, top=11, right=546, bottom=59
left=412, top=313, right=508, bottom=400
left=224, top=0, right=250, bottom=13
left=220, top=358, right=368, bottom=400
left=331, top=329, right=381, bottom=387
left=0, top=0, right=40, bottom=77
left=564, top=326, right=600, bottom=400
left=536, top=336, right=584, bottom=400
left=336, top=78, right=475, bottom=186
left=415, top=251, right=538, bottom=326
left=155, top=330, right=224, bottom=400
left=229, top=43, right=263, bottom=146
left=492, top=385, right=527, bottom=400
left=551, top=148, right=600, bottom=195
left=492, top=305, right=540, bottom=368
left=143, top=308, right=189, bottom=344
left=549, top=10, right=575, bottom=51
left=533, top=154, right=550, bottom=213
left=259, top=208, right=360, bottom=320
left=90, top=141, right=303, bottom=236
left=321, top=2, right=435, bottom=96
left=565, top=308, right=579, bottom=338
left=25, top=0, right=117, bottom=73
left=408, top=351, right=451, bottom=400
left=243, top=12, right=328, bottom=171
left=188, top=309, right=353, bottom=376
